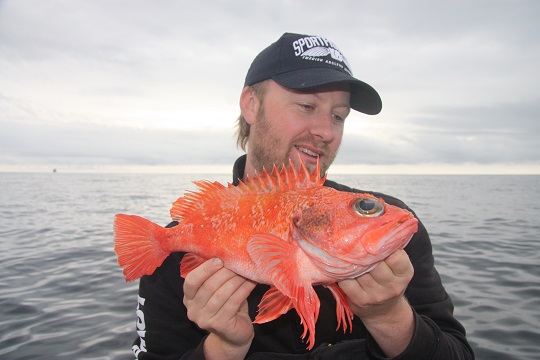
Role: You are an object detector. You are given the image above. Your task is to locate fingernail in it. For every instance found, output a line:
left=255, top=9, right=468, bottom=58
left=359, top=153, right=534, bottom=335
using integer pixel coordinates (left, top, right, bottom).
left=213, top=258, right=223, bottom=267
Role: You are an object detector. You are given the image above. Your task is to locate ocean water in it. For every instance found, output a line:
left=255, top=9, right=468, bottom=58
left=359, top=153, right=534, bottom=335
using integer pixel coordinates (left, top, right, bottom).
left=0, top=172, right=539, bottom=360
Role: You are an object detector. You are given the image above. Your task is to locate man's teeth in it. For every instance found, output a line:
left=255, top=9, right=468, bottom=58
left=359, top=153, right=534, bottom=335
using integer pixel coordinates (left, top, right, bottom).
left=297, top=147, right=319, bottom=157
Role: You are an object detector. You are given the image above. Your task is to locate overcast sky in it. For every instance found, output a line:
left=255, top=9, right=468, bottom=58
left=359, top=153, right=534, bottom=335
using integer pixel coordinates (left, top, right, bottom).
left=1, top=0, right=539, bottom=174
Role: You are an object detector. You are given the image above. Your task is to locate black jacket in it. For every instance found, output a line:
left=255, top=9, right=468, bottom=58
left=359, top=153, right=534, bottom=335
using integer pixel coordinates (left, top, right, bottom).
left=132, top=155, right=474, bottom=359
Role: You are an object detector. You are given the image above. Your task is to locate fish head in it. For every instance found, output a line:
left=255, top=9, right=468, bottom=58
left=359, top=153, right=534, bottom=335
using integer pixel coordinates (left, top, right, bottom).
left=292, top=192, right=419, bottom=279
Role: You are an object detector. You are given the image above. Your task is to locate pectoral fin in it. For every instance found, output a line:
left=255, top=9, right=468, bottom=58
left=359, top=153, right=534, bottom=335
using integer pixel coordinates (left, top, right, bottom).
left=247, top=233, right=320, bottom=350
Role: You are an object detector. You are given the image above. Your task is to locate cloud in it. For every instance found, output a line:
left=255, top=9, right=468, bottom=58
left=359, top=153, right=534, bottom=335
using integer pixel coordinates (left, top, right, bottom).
left=338, top=98, right=540, bottom=165
left=0, top=117, right=243, bottom=167
left=1, top=0, right=539, bottom=173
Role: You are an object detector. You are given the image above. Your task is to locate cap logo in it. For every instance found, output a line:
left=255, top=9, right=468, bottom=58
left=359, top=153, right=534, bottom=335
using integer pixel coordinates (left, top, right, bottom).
left=292, top=36, right=352, bottom=75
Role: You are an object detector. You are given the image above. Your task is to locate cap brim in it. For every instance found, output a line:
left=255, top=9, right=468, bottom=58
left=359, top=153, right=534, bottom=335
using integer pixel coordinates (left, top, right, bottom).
left=272, top=68, right=382, bottom=115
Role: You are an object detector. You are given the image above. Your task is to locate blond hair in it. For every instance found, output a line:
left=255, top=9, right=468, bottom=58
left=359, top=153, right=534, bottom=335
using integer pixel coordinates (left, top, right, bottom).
left=235, top=81, right=268, bottom=151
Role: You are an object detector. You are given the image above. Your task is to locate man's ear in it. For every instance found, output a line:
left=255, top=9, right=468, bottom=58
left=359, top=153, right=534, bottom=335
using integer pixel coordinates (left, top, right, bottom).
left=239, top=86, right=260, bottom=125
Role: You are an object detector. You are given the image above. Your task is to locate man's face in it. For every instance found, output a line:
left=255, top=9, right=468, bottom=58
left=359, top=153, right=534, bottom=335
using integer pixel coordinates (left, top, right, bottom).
left=245, top=80, right=351, bottom=178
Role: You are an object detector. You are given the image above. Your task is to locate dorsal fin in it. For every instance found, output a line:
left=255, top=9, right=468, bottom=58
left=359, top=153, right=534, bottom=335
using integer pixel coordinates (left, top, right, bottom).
left=170, top=157, right=326, bottom=221
left=238, top=157, right=326, bottom=194
left=170, top=180, right=228, bottom=221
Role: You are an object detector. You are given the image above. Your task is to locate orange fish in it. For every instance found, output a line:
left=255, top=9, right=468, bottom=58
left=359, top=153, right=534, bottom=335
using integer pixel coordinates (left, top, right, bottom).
left=114, top=160, right=418, bottom=349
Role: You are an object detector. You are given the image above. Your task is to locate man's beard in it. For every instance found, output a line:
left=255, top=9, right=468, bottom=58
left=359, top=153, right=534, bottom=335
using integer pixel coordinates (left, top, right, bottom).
left=248, top=106, right=337, bottom=177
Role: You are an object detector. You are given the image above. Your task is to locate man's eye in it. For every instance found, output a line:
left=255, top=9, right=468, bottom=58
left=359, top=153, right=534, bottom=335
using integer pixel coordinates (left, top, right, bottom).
left=299, top=104, right=313, bottom=110
left=332, top=114, right=345, bottom=122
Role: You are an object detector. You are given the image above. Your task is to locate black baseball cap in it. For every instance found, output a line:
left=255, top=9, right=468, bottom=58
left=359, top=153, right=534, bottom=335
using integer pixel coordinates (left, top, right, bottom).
left=244, top=32, right=382, bottom=115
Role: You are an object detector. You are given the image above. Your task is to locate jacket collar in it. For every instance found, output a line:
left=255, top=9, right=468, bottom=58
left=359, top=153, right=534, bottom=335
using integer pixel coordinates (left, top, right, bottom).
left=232, top=155, right=247, bottom=186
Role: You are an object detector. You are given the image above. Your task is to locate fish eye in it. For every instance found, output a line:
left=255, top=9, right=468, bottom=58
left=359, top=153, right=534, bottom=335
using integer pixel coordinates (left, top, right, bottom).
left=353, top=197, right=385, bottom=217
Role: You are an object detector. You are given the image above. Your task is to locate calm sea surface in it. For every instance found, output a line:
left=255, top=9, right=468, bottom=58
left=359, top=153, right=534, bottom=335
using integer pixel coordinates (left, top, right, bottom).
left=1, top=172, right=539, bottom=359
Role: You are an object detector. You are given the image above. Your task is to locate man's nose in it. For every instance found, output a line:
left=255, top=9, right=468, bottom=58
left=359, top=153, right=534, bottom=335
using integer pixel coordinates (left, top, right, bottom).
left=309, top=114, right=335, bottom=143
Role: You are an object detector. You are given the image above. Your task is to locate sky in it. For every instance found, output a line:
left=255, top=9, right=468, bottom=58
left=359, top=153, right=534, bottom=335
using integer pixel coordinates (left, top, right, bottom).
left=1, top=0, right=539, bottom=174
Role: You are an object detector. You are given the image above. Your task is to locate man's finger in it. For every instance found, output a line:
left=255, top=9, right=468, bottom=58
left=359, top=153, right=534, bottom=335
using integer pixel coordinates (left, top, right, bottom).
left=183, top=258, right=224, bottom=299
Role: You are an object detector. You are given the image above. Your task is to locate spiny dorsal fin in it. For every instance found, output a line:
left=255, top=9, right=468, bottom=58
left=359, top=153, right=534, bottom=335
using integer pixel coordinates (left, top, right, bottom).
left=170, top=157, right=326, bottom=221
left=170, top=180, right=228, bottom=221
left=235, top=157, right=326, bottom=195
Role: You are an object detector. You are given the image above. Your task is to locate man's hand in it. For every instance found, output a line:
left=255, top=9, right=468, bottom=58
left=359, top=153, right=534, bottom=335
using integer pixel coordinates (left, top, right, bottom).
left=183, top=258, right=257, bottom=360
left=338, top=249, right=415, bottom=357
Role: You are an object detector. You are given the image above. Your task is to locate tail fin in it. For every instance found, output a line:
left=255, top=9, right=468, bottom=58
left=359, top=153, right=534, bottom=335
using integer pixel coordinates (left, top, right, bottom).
left=114, top=214, right=170, bottom=282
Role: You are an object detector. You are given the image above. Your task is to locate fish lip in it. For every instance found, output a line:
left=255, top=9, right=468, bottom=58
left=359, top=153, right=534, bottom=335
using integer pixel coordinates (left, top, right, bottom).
left=370, top=217, right=419, bottom=255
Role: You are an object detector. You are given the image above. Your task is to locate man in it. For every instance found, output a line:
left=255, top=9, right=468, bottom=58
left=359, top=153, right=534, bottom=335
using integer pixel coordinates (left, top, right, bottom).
left=132, top=32, right=474, bottom=359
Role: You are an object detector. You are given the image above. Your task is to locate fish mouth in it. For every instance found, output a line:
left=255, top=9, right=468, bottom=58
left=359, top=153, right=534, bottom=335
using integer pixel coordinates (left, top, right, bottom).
left=375, top=217, right=418, bottom=254
left=357, top=216, right=418, bottom=257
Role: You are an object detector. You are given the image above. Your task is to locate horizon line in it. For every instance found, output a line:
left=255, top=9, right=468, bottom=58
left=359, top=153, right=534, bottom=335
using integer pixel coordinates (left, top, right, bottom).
left=0, top=162, right=539, bottom=175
